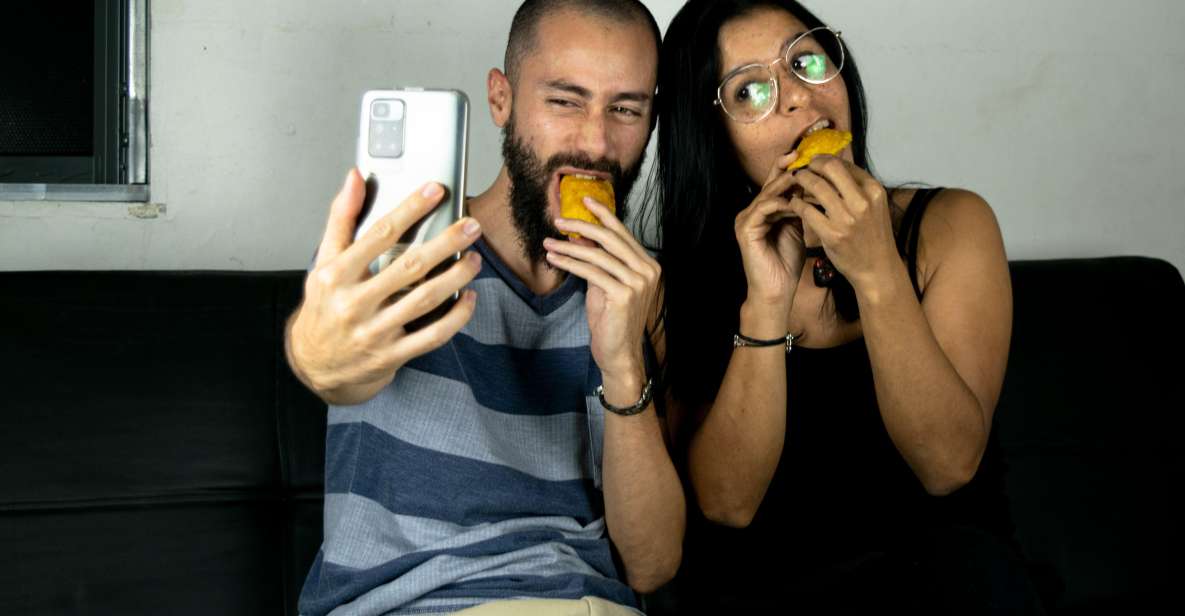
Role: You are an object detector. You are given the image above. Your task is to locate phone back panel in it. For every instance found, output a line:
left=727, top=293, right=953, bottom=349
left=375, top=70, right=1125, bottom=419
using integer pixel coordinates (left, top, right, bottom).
left=354, top=89, right=469, bottom=269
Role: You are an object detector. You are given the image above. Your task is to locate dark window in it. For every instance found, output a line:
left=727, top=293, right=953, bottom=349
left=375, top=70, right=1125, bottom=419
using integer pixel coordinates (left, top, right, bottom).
left=0, top=0, right=142, bottom=185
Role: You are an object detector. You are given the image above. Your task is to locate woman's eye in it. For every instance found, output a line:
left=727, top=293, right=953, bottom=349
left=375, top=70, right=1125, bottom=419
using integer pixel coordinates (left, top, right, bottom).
left=792, top=53, right=829, bottom=80
left=734, top=81, right=772, bottom=109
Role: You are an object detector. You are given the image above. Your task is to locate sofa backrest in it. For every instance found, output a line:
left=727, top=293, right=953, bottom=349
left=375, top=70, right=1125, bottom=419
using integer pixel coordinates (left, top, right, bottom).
left=0, top=271, right=325, bottom=614
left=2, top=257, right=1182, bottom=614
left=994, top=257, right=1184, bottom=611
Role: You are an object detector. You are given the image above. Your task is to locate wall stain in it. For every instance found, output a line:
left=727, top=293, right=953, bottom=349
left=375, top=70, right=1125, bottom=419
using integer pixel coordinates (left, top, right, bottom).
left=128, top=203, right=166, bottom=219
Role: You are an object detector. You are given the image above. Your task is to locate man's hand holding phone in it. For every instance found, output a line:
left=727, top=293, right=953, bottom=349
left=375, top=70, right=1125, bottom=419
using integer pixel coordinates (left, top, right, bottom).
left=287, top=170, right=483, bottom=405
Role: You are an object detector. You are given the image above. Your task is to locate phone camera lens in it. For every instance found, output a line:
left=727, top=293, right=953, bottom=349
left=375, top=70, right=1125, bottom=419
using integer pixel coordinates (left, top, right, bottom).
left=373, top=102, right=390, bottom=118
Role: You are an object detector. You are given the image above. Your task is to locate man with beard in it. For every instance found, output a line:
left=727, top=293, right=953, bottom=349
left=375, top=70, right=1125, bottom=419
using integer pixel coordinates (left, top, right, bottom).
left=285, top=1, right=683, bottom=614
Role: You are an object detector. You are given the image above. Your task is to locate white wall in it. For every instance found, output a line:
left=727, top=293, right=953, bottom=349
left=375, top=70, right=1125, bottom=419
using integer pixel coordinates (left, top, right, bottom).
left=2, top=0, right=1182, bottom=274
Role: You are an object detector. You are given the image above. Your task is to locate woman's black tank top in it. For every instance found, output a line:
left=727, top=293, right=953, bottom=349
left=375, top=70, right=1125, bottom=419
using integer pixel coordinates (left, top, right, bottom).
left=680, top=188, right=1015, bottom=588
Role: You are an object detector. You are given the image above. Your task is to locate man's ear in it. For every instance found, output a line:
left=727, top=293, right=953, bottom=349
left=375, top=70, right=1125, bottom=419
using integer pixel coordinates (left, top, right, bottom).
left=488, top=68, right=513, bottom=128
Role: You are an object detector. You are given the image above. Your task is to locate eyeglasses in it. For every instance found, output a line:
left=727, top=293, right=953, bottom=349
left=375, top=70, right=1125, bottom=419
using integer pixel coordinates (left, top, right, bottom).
left=714, top=27, right=845, bottom=124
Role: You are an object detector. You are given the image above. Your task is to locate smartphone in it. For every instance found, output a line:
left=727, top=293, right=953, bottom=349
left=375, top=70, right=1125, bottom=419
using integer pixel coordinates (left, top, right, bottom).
left=354, top=88, right=469, bottom=331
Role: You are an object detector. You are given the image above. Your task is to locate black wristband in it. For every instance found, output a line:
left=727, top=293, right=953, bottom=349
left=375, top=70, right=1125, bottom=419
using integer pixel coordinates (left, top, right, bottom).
left=733, top=331, right=797, bottom=353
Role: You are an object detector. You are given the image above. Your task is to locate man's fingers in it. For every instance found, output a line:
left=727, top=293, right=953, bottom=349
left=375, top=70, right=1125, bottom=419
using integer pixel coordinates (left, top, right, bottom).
left=545, top=250, right=629, bottom=297
left=385, top=289, right=479, bottom=364
left=555, top=209, right=653, bottom=276
left=340, top=182, right=448, bottom=278
left=544, top=238, right=635, bottom=286
left=576, top=197, right=652, bottom=264
left=362, top=216, right=483, bottom=306
left=315, top=169, right=367, bottom=268
left=369, top=251, right=483, bottom=334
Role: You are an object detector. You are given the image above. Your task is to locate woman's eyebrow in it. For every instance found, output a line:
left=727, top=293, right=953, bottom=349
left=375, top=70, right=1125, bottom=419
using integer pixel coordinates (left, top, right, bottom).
left=724, top=31, right=805, bottom=73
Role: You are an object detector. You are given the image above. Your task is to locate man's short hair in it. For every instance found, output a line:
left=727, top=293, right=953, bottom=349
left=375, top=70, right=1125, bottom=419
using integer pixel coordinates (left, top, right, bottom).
left=504, top=0, right=662, bottom=82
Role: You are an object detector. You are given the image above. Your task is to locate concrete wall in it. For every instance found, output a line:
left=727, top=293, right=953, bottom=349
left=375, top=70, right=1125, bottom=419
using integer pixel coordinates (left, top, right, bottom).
left=2, top=0, right=1181, bottom=274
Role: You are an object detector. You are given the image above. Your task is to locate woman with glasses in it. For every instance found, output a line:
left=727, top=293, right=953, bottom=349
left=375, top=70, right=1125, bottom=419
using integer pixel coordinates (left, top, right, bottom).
left=648, top=0, right=1044, bottom=612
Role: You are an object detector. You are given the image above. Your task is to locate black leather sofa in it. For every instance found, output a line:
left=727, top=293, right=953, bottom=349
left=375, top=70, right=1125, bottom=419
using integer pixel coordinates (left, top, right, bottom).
left=2, top=257, right=1181, bottom=614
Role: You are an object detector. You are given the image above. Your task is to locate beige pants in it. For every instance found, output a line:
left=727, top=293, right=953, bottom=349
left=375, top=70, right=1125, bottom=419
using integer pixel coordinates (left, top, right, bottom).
left=452, top=596, right=643, bottom=616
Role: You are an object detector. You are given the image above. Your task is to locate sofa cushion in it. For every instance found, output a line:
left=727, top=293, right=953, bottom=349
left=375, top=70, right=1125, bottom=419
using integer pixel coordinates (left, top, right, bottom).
left=995, top=257, right=1184, bottom=613
left=2, top=258, right=1182, bottom=614
left=0, top=271, right=326, bottom=615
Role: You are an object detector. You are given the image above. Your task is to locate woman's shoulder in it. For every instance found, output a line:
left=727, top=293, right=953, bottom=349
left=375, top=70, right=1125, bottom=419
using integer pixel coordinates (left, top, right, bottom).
left=896, top=187, right=1006, bottom=293
left=920, top=187, right=1002, bottom=249
left=892, top=186, right=998, bottom=228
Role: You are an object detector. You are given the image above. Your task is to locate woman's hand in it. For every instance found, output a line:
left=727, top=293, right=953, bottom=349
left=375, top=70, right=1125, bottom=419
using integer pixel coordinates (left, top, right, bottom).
left=734, top=152, right=809, bottom=320
left=789, top=155, right=898, bottom=292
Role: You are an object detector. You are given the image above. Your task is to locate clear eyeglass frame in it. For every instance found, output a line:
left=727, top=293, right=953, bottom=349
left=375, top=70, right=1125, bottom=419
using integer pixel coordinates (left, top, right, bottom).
left=713, top=27, right=846, bottom=124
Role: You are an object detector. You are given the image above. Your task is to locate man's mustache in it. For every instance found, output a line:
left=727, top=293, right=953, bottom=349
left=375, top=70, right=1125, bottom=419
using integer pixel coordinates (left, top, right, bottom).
left=544, top=153, right=626, bottom=186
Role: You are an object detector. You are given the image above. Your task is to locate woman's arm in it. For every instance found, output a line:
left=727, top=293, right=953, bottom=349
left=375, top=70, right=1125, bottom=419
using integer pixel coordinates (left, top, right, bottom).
left=790, top=155, right=1012, bottom=494
left=854, top=188, right=1012, bottom=494
left=660, top=153, right=807, bottom=527
left=661, top=299, right=792, bottom=528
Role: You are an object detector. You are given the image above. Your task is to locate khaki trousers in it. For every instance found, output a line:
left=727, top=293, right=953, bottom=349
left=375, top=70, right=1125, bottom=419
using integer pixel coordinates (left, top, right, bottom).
left=453, top=596, right=643, bottom=616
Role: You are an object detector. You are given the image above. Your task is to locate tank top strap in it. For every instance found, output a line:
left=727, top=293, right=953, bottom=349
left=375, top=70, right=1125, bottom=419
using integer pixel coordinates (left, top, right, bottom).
left=895, top=187, right=943, bottom=300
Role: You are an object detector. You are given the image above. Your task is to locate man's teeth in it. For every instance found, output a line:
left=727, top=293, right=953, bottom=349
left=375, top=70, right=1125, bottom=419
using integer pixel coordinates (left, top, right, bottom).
left=568, top=173, right=598, bottom=180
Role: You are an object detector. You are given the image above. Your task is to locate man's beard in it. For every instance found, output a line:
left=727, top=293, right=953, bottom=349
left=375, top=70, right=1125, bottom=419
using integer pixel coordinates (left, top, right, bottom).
left=501, top=117, right=644, bottom=265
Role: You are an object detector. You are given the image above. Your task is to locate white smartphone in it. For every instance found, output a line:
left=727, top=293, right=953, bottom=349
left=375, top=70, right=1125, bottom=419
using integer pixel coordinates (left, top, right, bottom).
left=354, top=88, right=469, bottom=330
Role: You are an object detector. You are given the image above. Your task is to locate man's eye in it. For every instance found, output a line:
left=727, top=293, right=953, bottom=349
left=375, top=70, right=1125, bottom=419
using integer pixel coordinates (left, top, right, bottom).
left=549, top=99, right=578, bottom=108
left=613, top=106, right=641, bottom=117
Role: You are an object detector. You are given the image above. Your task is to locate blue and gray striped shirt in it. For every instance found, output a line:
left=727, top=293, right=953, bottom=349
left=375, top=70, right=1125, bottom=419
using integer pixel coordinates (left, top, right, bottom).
left=298, top=238, right=637, bottom=615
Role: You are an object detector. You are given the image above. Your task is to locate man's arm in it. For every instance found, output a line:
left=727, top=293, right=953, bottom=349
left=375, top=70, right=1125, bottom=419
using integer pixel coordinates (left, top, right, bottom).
left=543, top=197, right=685, bottom=592
left=599, top=371, right=686, bottom=593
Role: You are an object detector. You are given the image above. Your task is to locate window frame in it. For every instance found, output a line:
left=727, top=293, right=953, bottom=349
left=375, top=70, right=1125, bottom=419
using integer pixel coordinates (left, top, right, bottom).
left=0, top=0, right=148, bottom=201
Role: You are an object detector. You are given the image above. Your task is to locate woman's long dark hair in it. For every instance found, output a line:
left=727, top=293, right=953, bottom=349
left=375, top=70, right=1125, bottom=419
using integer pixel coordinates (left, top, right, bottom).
left=653, top=0, right=874, bottom=412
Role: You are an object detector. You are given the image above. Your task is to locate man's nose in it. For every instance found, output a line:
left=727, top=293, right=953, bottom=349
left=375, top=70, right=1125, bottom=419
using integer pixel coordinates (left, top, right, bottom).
left=576, top=112, right=611, bottom=161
